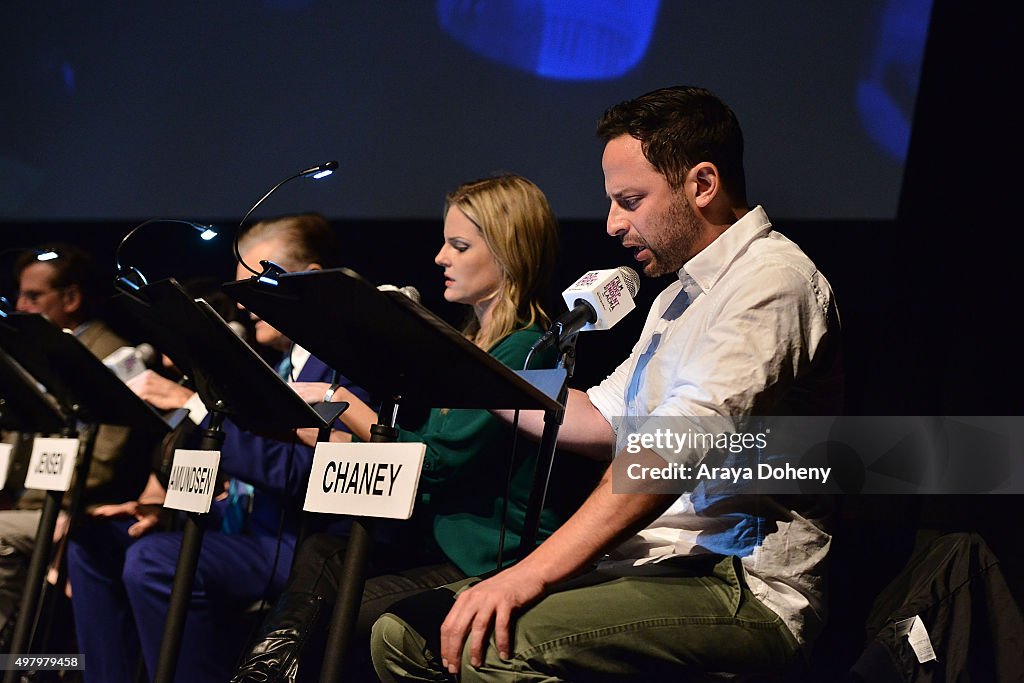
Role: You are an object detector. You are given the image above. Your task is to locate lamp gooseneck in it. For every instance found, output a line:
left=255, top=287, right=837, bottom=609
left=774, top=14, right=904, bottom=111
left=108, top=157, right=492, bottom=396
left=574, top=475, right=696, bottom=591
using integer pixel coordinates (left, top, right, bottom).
left=233, top=160, right=338, bottom=278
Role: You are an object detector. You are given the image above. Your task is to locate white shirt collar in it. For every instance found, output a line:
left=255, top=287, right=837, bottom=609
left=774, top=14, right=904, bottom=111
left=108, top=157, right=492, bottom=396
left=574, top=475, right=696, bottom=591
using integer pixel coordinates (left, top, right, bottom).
left=679, top=205, right=772, bottom=294
left=288, top=344, right=312, bottom=378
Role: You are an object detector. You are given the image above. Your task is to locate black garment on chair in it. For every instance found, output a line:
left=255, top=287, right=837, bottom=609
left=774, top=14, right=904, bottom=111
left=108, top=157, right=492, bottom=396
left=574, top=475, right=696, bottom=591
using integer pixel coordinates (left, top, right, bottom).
left=849, top=532, right=1024, bottom=682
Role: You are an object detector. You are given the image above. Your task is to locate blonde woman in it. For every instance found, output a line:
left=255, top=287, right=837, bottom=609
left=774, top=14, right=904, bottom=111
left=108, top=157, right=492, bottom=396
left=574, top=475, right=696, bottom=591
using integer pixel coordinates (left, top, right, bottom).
left=232, top=174, right=598, bottom=682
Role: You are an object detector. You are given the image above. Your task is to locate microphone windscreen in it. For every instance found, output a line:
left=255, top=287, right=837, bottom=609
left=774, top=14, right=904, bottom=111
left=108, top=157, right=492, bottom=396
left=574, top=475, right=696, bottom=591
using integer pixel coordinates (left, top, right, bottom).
left=616, top=266, right=640, bottom=297
left=136, top=342, right=158, bottom=368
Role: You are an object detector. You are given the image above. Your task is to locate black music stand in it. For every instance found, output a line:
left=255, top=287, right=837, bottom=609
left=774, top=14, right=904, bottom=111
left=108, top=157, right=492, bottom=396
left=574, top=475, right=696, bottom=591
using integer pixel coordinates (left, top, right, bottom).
left=0, top=315, right=171, bottom=440
left=225, top=267, right=567, bottom=682
left=0, top=349, right=66, bottom=435
left=112, top=278, right=347, bottom=683
left=0, top=349, right=67, bottom=503
left=0, top=313, right=173, bottom=682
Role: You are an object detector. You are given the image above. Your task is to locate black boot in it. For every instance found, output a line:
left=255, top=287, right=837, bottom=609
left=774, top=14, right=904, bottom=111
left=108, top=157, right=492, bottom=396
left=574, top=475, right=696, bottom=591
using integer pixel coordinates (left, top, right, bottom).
left=230, top=592, right=328, bottom=683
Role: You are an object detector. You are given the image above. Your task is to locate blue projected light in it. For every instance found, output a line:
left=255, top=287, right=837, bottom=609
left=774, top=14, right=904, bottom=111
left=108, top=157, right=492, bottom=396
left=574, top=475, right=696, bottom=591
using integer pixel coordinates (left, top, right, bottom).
left=437, top=0, right=660, bottom=81
left=61, top=62, right=75, bottom=95
left=857, top=0, right=933, bottom=163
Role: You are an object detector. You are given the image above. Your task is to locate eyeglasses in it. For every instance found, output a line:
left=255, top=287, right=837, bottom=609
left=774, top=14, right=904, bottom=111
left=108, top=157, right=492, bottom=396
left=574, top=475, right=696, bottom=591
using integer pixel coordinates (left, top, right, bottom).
left=15, top=287, right=65, bottom=305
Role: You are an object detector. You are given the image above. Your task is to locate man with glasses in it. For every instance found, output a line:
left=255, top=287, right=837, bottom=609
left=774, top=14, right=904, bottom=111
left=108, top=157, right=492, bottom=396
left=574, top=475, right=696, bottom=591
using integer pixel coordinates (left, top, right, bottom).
left=0, top=242, right=148, bottom=651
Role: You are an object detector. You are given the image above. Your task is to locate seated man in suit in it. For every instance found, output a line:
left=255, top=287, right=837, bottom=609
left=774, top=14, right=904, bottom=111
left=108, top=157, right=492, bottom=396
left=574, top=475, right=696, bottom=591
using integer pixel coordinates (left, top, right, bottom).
left=65, top=213, right=370, bottom=683
left=0, top=243, right=150, bottom=652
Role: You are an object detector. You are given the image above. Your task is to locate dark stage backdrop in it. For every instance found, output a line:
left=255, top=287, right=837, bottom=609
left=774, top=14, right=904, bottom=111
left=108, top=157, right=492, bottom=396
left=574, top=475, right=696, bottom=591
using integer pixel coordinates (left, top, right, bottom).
left=1, top=0, right=938, bottom=410
left=2, top=1, right=930, bottom=222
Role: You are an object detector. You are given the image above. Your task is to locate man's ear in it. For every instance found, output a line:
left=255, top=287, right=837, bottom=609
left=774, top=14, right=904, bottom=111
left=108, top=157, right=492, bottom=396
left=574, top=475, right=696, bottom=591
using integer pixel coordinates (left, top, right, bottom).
left=304, top=262, right=323, bottom=272
left=690, top=162, right=720, bottom=209
left=60, top=283, right=83, bottom=316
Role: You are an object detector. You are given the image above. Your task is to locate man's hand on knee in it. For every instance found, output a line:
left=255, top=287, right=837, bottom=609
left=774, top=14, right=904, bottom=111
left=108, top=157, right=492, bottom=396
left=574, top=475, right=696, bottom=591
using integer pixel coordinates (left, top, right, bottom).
left=439, top=567, right=545, bottom=675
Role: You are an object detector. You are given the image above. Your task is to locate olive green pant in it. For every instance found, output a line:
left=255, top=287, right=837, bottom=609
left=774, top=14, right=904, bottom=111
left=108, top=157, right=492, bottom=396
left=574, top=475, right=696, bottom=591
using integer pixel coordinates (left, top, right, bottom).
left=370, top=556, right=801, bottom=682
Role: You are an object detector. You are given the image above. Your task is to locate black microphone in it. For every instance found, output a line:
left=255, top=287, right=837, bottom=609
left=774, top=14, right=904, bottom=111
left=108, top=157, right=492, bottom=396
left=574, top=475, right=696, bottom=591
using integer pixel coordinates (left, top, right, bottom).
left=531, top=267, right=640, bottom=353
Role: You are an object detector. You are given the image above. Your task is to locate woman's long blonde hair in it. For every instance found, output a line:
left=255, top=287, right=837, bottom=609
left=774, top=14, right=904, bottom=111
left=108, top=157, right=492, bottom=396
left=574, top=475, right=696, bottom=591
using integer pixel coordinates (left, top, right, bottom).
left=445, top=174, right=558, bottom=351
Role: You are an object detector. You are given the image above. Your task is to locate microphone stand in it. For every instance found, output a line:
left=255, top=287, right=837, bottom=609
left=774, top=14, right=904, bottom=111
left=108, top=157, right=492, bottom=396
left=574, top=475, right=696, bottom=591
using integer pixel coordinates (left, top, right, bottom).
left=319, top=395, right=401, bottom=683
left=2, top=418, right=93, bottom=682
left=292, top=370, right=345, bottom=567
left=517, top=335, right=577, bottom=558
left=152, top=408, right=226, bottom=683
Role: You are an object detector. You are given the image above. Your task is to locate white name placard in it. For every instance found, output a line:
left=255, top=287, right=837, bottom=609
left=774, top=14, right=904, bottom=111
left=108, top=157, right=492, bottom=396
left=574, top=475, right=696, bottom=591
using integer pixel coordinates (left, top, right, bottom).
left=304, top=442, right=426, bottom=520
left=0, top=443, right=13, bottom=490
left=24, top=437, right=79, bottom=492
left=164, top=449, right=221, bottom=513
